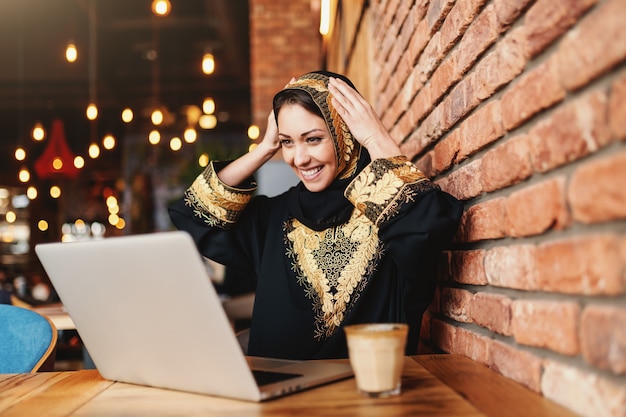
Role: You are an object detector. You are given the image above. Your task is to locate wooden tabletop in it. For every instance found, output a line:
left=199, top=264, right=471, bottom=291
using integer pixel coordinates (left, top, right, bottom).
left=0, top=354, right=577, bottom=417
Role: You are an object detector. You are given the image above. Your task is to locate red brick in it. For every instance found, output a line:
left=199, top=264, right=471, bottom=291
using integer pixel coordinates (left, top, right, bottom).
left=581, top=305, right=626, bottom=375
left=568, top=150, right=626, bottom=224
left=414, top=151, right=434, bottom=178
left=529, top=91, right=611, bottom=173
left=451, top=326, right=490, bottom=364
left=471, top=292, right=512, bottom=336
left=430, top=318, right=456, bottom=353
left=536, top=234, right=624, bottom=295
left=511, top=300, right=580, bottom=355
left=432, top=129, right=461, bottom=174
left=505, top=177, right=571, bottom=237
left=541, top=360, right=626, bottom=417
left=455, top=4, right=501, bottom=78
left=457, top=198, right=506, bottom=243
left=473, top=26, right=528, bottom=101
left=480, top=134, right=533, bottom=193
left=501, top=57, right=566, bottom=130
left=609, top=72, right=626, bottom=140
left=558, top=0, right=626, bottom=92
left=488, top=340, right=542, bottom=392
left=440, top=287, right=473, bottom=323
left=493, top=0, right=533, bottom=28
left=524, top=0, right=598, bottom=58
left=450, top=249, right=488, bottom=285
left=485, top=244, right=537, bottom=290
left=425, top=0, right=455, bottom=34
left=458, top=100, right=504, bottom=162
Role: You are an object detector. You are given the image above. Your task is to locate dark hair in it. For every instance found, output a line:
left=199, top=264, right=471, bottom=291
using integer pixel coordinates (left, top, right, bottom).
left=272, top=89, right=323, bottom=119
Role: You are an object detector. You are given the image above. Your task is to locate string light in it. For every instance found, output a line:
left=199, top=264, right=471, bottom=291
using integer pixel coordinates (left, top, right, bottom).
left=202, top=53, right=215, bottom=75
left=183, top=127, right=197, bottom=143
left=74, top=156, right=85, bottom=169
left=149, top=130, right=161, bottom=145
left=247, top=125, right=260, bottom=140
left=65, top=42, right=78, bottom=63
left=151, top=0, right=171, bottom=16
left=32, top=122, right=45, bottom=141
left=86, top=103, right=98, bottom=120
left=121, top=108, right=133, bottom=123
left=14, top=147, right=26, bottom=161
left=102, top=134, right=116, bottom=150
left=202, top=97, right=215, bottom=114
left=88, top=143, right=100, bottom=159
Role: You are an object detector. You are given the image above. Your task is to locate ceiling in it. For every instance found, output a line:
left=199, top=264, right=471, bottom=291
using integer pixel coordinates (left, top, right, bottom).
left=0, top=0, right=251, bottom=184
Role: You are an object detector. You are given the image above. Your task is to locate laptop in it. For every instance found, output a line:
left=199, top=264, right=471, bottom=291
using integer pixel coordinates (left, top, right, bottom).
left=35, top=231, right=353, bottom=402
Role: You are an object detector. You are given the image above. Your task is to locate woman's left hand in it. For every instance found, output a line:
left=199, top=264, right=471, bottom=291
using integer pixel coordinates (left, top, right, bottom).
left=328, top=77, right=401, bottom=159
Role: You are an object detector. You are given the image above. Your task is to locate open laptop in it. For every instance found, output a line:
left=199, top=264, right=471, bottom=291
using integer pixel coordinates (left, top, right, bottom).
left=35, top=231, right=353, bottom=402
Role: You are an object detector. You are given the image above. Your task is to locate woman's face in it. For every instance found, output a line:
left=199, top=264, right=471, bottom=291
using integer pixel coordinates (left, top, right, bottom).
left=277, top=103, right=337, bottom=192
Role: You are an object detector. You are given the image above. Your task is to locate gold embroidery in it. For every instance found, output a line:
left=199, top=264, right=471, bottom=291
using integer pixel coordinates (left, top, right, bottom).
left=184, top=162, right=254, bottom=228
left=346, top=156, right=435, bottom=226
left=285, top=211, right=382, bottom=340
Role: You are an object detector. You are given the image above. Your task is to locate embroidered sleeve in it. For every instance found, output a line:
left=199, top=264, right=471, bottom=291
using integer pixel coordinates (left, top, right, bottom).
left=183, top=161, right=255, bottom=229
left=344, top=155, right=437, bottom=227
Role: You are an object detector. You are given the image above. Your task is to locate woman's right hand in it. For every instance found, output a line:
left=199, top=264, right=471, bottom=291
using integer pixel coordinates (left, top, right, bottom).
left=257, top=110, right=281, bottom=157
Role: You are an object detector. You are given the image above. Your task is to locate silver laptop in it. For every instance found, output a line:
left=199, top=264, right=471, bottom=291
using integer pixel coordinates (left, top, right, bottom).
left=35, top=231, right=353, bottom=402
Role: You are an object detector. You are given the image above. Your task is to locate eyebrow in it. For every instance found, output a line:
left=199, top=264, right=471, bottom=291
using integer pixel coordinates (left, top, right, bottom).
left=278, top=128, right=326, bottom=139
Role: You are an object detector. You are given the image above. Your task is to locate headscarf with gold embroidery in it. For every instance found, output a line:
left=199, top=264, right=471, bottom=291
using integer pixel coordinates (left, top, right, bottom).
left=273, top=71, right=371, bottom=231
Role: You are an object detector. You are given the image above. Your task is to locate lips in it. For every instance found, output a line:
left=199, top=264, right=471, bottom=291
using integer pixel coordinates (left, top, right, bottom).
left=300, top=166, right=322, bottom=179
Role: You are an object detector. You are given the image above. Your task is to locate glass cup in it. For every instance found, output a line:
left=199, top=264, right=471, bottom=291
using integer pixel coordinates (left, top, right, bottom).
left=344, top=323, right=408, bottom=398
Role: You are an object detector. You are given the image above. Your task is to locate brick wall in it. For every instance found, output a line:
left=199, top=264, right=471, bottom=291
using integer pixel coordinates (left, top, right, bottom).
left=324, top=0, right=626, bottom=416
left=249, top=0, right=323, bottom=132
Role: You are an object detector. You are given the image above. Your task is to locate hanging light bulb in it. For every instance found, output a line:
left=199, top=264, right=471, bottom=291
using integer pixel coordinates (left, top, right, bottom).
left=151, top=108, right=164, bottom=126
left=202, top=97, right=215, bottom=114
left=199, top=114, right=217, bottom=129
left=170, top=137, right=182, bottom=151
left=65, top=41, right=78, bottom=63
left=88, top=143, right=100, bottom=159
left=18, top=168, right=30, bottom=183
left=86, top=103, right=98, bottom=120
left=102, top=134, right=116, bottom=150
left=149, top=130, right=161, bottom=145
left=202, top=53, right=215, bottom=75
left=14, top=147, right=26, bottom=161
left=50, top=185, right=62, bottom=199
left=198, top=153, right=209, bottom=167
left=74, top=156, right=85, bottom=169
left=151, top=0, right=171, bottom=16
left=32, top=122, right=45, bottom=141
left=183, top=127, right=197, bottom=143
left=121, top=108, right=134, bottom=123
left=52, top=157, right=64, bottom=170
left=26, top=186, right=38, bottom=200
left=247, top=125, right=260, bottom=140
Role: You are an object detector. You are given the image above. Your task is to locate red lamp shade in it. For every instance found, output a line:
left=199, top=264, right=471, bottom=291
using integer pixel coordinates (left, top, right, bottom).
left=34, top=119, right=79, bottom=179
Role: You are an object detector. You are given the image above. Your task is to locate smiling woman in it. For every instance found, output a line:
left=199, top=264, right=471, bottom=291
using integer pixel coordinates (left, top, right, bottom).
left=168, top=71, right=464, bottom=361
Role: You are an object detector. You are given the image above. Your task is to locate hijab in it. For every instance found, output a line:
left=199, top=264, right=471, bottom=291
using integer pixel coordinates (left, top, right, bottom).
left=273, top=71, right=371, bottom=231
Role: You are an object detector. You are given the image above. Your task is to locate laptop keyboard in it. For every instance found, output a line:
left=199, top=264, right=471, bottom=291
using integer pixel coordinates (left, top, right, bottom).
left=252, top=369, right=303, bottom=386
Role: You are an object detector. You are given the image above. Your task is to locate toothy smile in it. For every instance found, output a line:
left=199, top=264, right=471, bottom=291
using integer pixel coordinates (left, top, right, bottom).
left=300, top=167, right=322, bottom=178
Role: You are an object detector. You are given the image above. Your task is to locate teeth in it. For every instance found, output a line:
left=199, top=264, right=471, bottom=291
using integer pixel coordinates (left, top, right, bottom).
left=301, top=167, right=322, bottom=177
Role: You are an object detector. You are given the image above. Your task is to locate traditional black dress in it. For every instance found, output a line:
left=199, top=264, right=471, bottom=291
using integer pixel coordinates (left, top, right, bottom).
left=169, top=72, right=463, bottom=360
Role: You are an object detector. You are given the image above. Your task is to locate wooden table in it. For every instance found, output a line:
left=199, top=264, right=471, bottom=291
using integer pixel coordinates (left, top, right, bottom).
left=0, top=355, right=578, bottom=417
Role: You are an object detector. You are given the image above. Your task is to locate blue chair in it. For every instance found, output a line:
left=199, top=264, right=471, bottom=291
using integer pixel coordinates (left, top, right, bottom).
left=0, top=304, right=58, bottom=373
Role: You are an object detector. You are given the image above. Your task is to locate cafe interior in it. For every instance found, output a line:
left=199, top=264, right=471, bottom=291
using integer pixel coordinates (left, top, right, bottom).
left=1, top=1, right=624, bottom=416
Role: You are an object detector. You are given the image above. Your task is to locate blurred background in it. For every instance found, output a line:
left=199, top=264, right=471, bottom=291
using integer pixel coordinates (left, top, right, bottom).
left=0, top=0, right=315, bottom=294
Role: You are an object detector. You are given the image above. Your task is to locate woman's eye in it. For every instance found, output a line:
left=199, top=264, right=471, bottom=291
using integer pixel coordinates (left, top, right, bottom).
left=280, top=139, right=293, bottom=147
left=306, top=136, right=323, bottom=143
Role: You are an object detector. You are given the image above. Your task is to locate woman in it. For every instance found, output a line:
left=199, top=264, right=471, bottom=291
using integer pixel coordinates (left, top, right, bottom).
left=169, top=71, right=463, bottom=360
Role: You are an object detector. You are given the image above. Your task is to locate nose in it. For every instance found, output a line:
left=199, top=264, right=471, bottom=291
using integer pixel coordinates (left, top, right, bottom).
left=293, top=144, right=310, bottom=166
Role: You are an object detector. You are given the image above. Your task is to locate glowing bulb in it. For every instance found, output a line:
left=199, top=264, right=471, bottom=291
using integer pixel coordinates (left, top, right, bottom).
left=52, top=157, right=63, bottom=170
left=106, top=195, right=118, bottom=208
left=86, top=103, right=98, bottom=120
left=248, top=143, right=258, bottom=153
left=103, top=134, right=116, bottom=150
left=74, top=156, right=85, bottom=169
left=18, top=168, right=30, bottom=183
left=151, top=0, right=171, bottom=16
left=14, top=147, right=26, bottom=161
left=198, top=114, right=217, bottom=129
left=108, top=213, right=120, bottom=226
left=115, top=218, right=126, bottom=230
left=247, top=125, right=260, bottom=140
left=38, top=220, right=49, bottom=231
left=151, top=109, right=164, bottom=125
left=198, top=153, right=209, bottom=167
left=27, top=186, right=38, bottom=200
left=202, top=53, right=215, bottom=75
left=149, top=130, right=160, bottom=145
left=319, top=0, right=331, bottom=35
left=50, top=186, right=62, bottom=199
left=32, top=122, right=45, bottom=141
left=88, top=143, right=100, bottom=159
left=183, top=128, right=197, bottom=143
left=121, top=108, right=134, bottom=123
left=5, top=211, right=16, bottom=223
left=170, top=137, right=182, bottom=151
left=202, top=97, right=215, bottom=114
left=65, top=42, right=78, bottom=63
